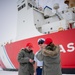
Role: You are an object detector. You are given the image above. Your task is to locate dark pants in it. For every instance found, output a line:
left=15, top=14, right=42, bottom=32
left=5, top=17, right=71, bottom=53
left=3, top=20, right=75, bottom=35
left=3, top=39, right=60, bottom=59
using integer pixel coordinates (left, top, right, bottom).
left=36, top=67, right=42, bottom=75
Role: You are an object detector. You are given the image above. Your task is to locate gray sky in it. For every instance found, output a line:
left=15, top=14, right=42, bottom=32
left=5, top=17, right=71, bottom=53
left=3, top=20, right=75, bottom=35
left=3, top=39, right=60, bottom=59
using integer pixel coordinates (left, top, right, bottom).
left=0, top=0, right=17, bottom=44
left=0, top=0, right=68, bottom=45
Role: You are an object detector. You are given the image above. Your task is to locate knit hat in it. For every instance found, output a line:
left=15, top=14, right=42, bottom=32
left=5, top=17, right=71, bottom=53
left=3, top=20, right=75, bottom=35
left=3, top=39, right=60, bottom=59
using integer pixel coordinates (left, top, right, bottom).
left=44, top=38, right=53, bottom=45
left=26, top=43, right=33, bottom=48
left=38, top=38, right=45, bottom=44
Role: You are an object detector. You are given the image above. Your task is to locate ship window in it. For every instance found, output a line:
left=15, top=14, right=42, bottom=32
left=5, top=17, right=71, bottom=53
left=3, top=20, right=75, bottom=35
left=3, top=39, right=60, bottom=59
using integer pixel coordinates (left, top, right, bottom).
left=23, top=20, right=25, bottom=22
left=28, top=3, right=32, bottom=7
left=62, top=11, right=64, bottom=14
left=22, top=4, right=25, bottom=8
left=22, top=5, right=23, bottom=8
left=48, top=22, right=50, bottom=23
left=48, top=31, right=50, bottom=34
left=44, top=32, right=47, bottom=34
left=37, top=20, right=39, bottom=22
left=18, top=3, right=25, bottom=11
left=18, top=7, right=22, bottom=11
left=35, top=24, right=36, bottom=26
left=50, top=27, right=52, bottom=30
left=17, top=5, right=19, bottom=7
left=21, top=0, right=25, bottom=3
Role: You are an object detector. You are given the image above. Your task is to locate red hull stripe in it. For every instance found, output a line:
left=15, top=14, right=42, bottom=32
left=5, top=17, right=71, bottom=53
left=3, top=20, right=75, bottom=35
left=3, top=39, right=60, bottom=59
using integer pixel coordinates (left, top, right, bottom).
left=5, top=29, right=75, bottom=69
left=0, top=58, right=6, bottom=69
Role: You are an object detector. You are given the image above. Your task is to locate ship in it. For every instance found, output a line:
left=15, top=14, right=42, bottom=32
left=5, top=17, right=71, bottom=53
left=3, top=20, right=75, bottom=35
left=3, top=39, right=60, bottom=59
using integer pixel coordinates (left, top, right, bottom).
left=0, top=0, right=75, bottom=74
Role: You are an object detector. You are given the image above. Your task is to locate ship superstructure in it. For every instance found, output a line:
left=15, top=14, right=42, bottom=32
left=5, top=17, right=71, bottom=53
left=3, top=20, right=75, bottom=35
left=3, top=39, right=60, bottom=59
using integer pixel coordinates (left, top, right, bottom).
left=16, top=0, right=75, bottom=40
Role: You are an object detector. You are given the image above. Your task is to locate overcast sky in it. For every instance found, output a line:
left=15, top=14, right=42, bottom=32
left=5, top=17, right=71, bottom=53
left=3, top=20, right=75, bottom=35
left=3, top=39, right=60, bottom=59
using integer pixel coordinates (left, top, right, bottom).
left=0, top=0, right=17, bottom=44
left=0, top=0, right=68, bottom=45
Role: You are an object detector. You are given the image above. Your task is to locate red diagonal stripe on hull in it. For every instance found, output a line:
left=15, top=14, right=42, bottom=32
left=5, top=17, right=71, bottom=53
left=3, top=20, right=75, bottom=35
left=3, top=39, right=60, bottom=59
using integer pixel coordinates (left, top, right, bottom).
left=5, top=29, right=75, bottom=69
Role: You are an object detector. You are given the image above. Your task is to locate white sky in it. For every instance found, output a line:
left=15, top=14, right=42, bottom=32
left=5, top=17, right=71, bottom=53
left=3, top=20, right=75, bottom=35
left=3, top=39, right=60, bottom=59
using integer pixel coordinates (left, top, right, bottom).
left=0, top=0, right=17, bottom=44
left=0, top=0, right=68, bottom=45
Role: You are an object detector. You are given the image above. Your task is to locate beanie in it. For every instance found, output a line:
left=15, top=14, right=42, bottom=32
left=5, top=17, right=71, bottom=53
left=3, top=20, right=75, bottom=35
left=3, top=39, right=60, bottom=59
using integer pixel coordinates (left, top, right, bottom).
left=38, top=38, right=45, bottom=44
left=26, top=43, right=33, bottom=48
left=44, top=38, right=53, bottom=45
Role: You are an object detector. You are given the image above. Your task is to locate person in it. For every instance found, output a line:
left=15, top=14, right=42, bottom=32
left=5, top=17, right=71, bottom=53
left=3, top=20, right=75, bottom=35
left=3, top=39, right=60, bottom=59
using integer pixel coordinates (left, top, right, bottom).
left=34, top=38, right=45, bottom=75
left=36, top=38, right=62, bottom=75
left=17, top=43, right=35, bottom=75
